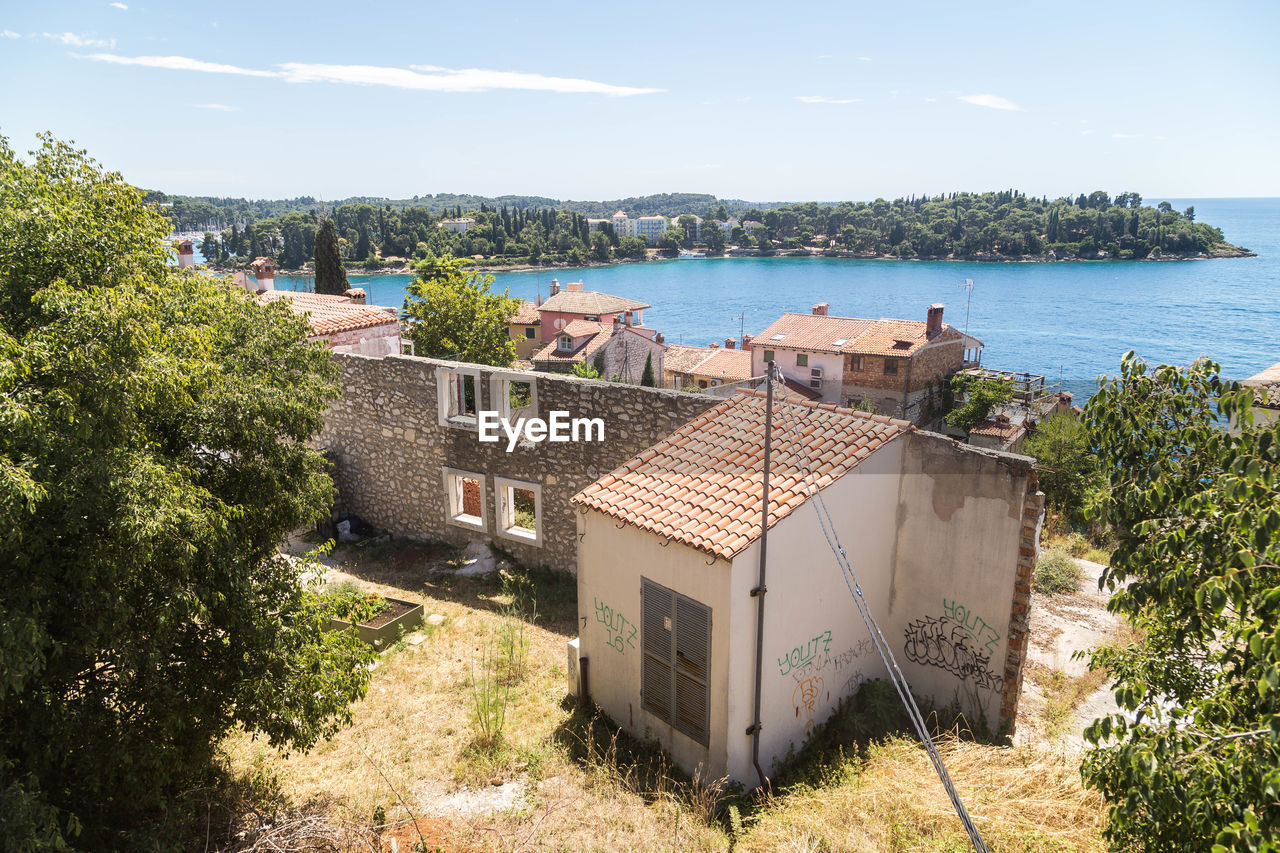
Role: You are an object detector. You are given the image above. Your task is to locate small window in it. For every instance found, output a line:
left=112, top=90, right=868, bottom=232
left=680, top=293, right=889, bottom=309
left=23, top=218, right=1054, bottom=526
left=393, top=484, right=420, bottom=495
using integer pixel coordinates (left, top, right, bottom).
left=437, top=367, right=480, bottom=428
left=524, top=327, right=536, bottom=339
left=762, top=349, right=775, bottom=362
left=584, top=315, right=599, bottom=322
left=558, top=335, right=574, bottom=352
left=884, top=358, right=899, bottom=376
left=832, top=338, right=848, bottom=347
left=847, top=355, right=864, bottom=372
left=442, top=468, right=486, bottom=532
left=795, top=353, right=808, bottom=367
left=495, top=477, right=541, bottom=546
left=641, top=578, right=711, bottom=746
left=697, top=379, right=708, bottom=389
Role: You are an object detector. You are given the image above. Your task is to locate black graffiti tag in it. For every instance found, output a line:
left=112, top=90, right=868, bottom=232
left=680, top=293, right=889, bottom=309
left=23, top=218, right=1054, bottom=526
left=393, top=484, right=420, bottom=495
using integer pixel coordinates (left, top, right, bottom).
left=902, top=616, right=1004, bottom=692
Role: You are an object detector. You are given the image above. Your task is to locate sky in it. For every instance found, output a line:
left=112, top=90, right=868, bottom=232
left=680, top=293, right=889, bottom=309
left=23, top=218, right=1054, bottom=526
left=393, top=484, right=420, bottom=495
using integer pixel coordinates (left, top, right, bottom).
left=2, top=0, right=1278, bottom=202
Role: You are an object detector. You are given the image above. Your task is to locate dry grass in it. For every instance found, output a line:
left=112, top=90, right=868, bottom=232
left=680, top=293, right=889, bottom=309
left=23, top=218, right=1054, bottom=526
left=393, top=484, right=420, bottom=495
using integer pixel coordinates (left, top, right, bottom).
left=740, top=737, right=1107, bottom=853
left=1026, top=663, right=1111, bottom=740
left=218, top=540, right=1104, bottom=852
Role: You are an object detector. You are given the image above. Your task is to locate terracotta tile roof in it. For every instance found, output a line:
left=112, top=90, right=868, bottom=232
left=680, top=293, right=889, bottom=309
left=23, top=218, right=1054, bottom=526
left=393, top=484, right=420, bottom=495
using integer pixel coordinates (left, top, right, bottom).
left=665, top=345, right=716, bottom=375
left=842, top=319, right=960, bottom=357
left=697, top=349, right=754, bottom=382
left=969, top=417, right=1024, bottom=441
left=531, top=322, right=611, bottom=364
left=755, top=313, right=874, bottom=353
left=539, top=290, right=649, bottom=316
left=510, top=300, right=541, bottom=325
left=783, top=377, right=822, bottom=401
left=259, top=290, right=398, bottom=337
left=1246, top=363, right=1280, bottom=409
left=572, top=391, right=911, bottom=561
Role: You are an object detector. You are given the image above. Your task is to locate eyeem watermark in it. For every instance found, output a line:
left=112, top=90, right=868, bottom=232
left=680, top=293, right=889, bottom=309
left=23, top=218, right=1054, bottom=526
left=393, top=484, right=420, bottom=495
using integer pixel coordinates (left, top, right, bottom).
left=478, top=410, right=605, bottom=452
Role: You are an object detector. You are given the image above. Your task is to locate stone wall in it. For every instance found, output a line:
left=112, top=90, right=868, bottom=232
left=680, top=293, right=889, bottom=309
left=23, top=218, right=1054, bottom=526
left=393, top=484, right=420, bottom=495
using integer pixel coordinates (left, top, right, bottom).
left=1000, top=482, right=1044, bottom=733
left=317, top=353, right=717, bottom=573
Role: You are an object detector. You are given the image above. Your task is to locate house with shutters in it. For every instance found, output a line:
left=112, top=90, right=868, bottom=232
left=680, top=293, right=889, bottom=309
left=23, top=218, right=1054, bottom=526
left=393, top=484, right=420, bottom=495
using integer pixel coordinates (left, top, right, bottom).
left=751, top=303, right=983, bottom=423
left=536, top=279, right=650, bottom=343
left=570, top=389, right=1039, bottom=785
left=508, top=300, right=542, bottom=359
left=531, top=317, right=666, bottom=385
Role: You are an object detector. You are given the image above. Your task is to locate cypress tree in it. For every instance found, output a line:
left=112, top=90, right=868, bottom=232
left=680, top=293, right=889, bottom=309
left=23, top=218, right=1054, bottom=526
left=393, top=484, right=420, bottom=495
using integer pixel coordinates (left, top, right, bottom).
left=314, top=218, right=349, bottom=295
left=640, top=352, right=655, bottom=387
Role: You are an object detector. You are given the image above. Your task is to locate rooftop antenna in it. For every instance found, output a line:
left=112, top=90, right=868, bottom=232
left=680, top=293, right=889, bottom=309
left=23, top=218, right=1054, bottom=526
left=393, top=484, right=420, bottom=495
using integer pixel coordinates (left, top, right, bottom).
left=958, top=278, right=974, bottom=338
left=737, top=311, right=745, bottom=342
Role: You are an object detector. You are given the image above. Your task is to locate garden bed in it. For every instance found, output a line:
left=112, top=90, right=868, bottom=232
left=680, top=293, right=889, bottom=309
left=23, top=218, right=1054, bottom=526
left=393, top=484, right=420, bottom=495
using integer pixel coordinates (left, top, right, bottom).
left=328, top=595, right=423, bottom=648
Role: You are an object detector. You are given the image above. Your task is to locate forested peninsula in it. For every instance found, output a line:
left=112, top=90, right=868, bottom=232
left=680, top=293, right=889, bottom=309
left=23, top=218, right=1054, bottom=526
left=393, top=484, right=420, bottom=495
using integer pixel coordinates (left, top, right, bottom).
left=152, top=189, right=1253, bottom=272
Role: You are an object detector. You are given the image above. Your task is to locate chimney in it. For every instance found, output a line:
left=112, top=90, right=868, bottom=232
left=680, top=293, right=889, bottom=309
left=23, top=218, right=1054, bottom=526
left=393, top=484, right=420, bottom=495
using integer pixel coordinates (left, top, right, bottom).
left=250, top=257, right=275, bottom=292
left=709, top=342, right=719, bottom=349
left=625, top=310, right=633, bottom=326
left=994, top=413, right=1011, bottom=425
left=566, top=281, right=584, bottom=292
left=549, top=278, right=560, bottom=296
left=812, top=303, right=829, bottom=316
left=344, top=287, right=367, bottom=305
left=741, top=334, right=753, bottom=352
left=612, top=315, right=623, bottom=336
left=926, top=303, right=944, bottom=337
left=656, top=332, right=665, bottom=345
left=176, top=239, right=194, bottom=269
left=724, top=338, right=736, bottom=350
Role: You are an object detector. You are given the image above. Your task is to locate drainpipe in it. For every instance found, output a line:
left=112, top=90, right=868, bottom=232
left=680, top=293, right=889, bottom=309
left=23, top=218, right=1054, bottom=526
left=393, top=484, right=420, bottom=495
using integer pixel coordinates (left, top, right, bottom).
left=901, top=356, right=914, bottom=421
left=747, top=361, right=774, bottom=791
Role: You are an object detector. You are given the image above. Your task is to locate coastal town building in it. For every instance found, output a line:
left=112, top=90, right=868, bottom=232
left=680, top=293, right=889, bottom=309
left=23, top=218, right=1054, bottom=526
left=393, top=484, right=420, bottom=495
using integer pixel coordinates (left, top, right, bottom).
left=530, top=317, right=665, bottom=384
left=175, top=238, right=194, bottom=269
left=535, top=279, right=650, bottom=343
left=1243, top=362, right=1280, bottom=429
left=751, top=303, right=982, bottom=423
left=439, top=217, right=476, bottom=234
left=953, top=368, right=1075, bottom=452
left=508, top=300, right=542, bottom=359
left=663, top=340, right=755, bottom=390
left=571, top=389, right=1039, bottom=784
left=609, top=210, right=671, bottom=245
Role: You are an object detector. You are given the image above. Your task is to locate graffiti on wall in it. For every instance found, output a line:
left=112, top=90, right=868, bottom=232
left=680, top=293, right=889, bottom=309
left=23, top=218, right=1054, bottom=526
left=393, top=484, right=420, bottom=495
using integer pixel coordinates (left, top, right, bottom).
left=780, top=632, right=877, bottom=683
left=792, top=676, right=828, bottom=735
left=942, top=598, right=1001, bottom=653
left=593, top=597, right=636, bottom=655
left=902, top=615, right=1004, bottom=692
left=777, top=630, right=833, bottom=676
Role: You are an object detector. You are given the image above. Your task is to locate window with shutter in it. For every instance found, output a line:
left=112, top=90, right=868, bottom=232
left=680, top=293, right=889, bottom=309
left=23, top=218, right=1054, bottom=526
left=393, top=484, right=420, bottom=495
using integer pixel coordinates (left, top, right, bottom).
left=641, top=578, right=711, bottom=746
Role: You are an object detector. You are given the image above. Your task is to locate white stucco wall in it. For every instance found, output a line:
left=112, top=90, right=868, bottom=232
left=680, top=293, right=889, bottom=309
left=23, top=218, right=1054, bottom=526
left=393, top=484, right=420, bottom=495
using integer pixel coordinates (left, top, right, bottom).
left=724, top=436, right=905, bottom=783
left=575, top=515, right=734, bottom=778
left=887, top=432, right=1030, bottom=730
left=749, top=348, right=844, bottom=402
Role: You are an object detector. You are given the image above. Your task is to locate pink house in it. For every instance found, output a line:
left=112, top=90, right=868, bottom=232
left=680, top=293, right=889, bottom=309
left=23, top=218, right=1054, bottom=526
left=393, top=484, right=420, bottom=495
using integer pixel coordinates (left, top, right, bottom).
left=536, top=279, right=650, bottom=344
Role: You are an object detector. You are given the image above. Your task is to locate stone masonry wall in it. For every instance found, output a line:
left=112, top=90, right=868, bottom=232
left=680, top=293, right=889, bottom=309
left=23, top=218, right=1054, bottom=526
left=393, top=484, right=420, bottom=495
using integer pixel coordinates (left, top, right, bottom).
left=317, top=353, right=718, bottom=574
left=999, top=481, right=1045, bottom=733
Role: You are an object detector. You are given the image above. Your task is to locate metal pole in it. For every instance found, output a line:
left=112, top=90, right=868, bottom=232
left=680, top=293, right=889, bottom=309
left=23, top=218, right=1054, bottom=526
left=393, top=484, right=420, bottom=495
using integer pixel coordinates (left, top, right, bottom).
left=748, top=361, right=774, bottom=790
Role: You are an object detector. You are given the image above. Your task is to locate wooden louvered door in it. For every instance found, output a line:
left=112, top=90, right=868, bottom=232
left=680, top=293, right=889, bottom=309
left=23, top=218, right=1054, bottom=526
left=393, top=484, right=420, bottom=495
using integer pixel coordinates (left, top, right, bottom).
left=641, top=578, right=711, bottom=746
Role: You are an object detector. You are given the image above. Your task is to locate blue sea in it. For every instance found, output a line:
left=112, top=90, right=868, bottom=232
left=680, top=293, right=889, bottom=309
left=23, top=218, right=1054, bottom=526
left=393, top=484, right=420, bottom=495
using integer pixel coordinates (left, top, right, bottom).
left=272, top=197, right=1278, bottom=401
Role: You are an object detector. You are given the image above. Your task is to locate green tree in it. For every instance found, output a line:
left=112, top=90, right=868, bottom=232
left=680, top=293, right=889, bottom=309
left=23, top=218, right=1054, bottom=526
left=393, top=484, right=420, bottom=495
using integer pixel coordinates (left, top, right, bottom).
left=1023, top=411, right=1100, bottom=526
left=640, top=352, right=655, bottom=387
left=199, top=231, right=219, bottom=265
left=0, top=136, right=374, bottom=847
left=572, top=361, right=600, bottom=379
left=314, top=217, right=349, bottom=295
left=1081, top=353, right=1280, bottom=851
left=703, top=220, right=726, bottom=253
left=401, top=254, right=518, bottom=366
left=944, top=374, right=1013, bottom=433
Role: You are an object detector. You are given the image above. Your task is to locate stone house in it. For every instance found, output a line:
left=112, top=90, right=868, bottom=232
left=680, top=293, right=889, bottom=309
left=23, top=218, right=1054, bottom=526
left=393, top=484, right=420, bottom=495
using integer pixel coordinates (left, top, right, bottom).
left=531, top=318, right=665, bottom=385
left=536, top=279, right=650, bottom=343
left=751, top=303, right=982, bottom=423
left=316, top=354, right=718, bottom=573
left=508, top=300, right=542, bottom=359
left=571, top=389, right=1039, bottom=785
left=663, top=340, right=755, bottom=390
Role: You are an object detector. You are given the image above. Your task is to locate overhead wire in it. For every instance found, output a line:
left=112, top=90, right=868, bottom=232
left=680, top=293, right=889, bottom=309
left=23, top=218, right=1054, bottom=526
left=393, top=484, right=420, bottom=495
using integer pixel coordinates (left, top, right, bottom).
left=765, top=372, right=991, bottom=853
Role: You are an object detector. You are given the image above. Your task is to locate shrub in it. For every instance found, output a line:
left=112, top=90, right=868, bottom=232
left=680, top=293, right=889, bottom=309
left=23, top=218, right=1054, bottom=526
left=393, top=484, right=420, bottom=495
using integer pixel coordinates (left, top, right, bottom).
left=1034, top=547, right=1082, bottom=595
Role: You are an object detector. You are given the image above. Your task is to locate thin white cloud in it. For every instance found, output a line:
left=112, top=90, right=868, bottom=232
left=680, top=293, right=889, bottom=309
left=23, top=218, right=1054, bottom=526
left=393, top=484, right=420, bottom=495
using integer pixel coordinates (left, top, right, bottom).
left=75, top=53, right=662, bottom=96
left=81, top=53, right=291, bottom=77
left=957, top=93, right=1019, bottom=111
left=924, top=97, right=937, bottom=102
left=109, top=2, right=128, bottom=9
left=797, top=95, right=862, bottom=104
left=44, top=32, right=115, bottom=48
left=2, top=29, right=20, bottom=38
left=856, top=56, right=872, bottom=62
left=197, top=103, right=240, bottom=112
left=1112, top=132, right=1141, bottom=139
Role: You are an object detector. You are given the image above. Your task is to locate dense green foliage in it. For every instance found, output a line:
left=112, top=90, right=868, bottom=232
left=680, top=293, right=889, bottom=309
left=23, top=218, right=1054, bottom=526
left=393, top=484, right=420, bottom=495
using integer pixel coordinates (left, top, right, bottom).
left=401, top=255, right=518, bottom=366
left=0, top=136, right=374, bottom=847
left=1033, top=547, right=1083, bottom=594
left=157, top=189, right=1242, bottom=270
left=1024, top=412, right=1101, bottom=526
left=572, top=361, right=600, bottom=379
left=1081, top=353, right=1280, bottom=851
left=313, top=217, right=348, bottom=295
left=641, top=352, right=655, bottom=387
left=945, top=375, right=1014, bottom=433
left=311, top=581, right=390, bottom=624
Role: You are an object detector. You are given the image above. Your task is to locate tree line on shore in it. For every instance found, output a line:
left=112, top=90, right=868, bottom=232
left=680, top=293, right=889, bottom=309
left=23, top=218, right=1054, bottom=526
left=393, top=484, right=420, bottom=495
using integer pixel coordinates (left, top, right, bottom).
left=170, top=189, right=1240, bottom=272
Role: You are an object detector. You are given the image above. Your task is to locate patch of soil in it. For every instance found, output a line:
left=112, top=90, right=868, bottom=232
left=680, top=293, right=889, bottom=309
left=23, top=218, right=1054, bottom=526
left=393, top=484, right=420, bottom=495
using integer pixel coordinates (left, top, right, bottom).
left=380, top=817, right=460, bottom=852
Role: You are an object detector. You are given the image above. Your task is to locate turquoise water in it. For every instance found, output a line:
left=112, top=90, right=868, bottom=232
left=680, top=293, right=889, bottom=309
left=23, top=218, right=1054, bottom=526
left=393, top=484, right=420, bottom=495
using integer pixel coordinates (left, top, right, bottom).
left=274, top=198, right=1278, bottom=401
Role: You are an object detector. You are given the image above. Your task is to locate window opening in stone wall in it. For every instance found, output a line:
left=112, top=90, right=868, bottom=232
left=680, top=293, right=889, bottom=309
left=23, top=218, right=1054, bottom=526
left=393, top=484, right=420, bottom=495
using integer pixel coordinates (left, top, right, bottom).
left=437, top=367, right=481, bottom=428
left=495, top=478, right=541, bottom=546
left=641, top=577, right=711, bottom=746
left=443, top=468, right=486, bottom=531
left=847, top=355, right=865, bottom=372
left=884, top=357, right=899, bottom=376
